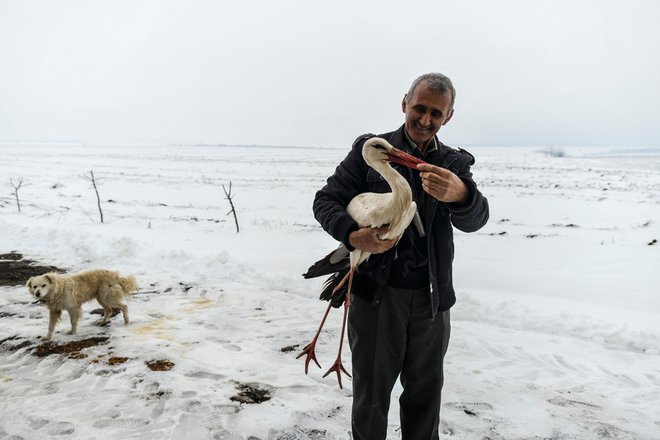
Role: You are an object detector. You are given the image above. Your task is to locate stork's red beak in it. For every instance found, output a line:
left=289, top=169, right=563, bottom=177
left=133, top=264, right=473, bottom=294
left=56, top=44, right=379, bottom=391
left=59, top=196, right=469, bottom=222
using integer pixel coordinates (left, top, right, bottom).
left=387, top=148, right=427, bottom=170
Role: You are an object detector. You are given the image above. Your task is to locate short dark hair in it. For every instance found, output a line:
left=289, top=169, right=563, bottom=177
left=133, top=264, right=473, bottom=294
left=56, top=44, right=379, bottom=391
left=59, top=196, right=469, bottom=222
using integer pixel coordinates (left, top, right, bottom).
left=406, top=73, right=456, bottom=109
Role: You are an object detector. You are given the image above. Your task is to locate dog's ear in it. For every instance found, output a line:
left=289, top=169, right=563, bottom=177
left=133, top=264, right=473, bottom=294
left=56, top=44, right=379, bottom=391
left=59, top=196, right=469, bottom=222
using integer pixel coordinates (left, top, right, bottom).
left=44, top=274, right=53, bottom=283
left=26, top=277, right=33, bottom=288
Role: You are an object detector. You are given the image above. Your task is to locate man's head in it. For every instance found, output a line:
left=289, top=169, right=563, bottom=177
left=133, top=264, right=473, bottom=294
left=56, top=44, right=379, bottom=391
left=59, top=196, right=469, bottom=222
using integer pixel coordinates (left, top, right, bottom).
left=402, top=73, right=455, bottom=149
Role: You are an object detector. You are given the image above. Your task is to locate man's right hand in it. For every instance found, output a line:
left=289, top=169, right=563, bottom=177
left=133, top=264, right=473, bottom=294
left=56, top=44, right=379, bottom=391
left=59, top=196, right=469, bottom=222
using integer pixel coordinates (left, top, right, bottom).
left=348, top=226, right=396, bottom=254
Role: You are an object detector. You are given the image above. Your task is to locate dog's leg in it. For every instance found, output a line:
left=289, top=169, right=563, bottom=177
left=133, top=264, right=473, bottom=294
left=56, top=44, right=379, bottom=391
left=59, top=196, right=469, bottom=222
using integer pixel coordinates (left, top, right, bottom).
left=67, top=308, right=81, bottom=335
left=45, top=309, right=62, bottom=339
left=108, top=284, right=129, bottom=324
left=119, top=303, right=129, bottom=324
left=99, top=305, right=113, bottom=325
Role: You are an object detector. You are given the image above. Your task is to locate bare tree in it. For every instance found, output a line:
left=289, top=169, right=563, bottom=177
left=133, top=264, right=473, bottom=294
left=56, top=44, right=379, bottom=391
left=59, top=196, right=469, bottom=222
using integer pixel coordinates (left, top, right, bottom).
left=9, top=177, right=24, bottom=213
left=83, top=170, right=104, bottom=223
left=222, top=182, right=239, bottom=233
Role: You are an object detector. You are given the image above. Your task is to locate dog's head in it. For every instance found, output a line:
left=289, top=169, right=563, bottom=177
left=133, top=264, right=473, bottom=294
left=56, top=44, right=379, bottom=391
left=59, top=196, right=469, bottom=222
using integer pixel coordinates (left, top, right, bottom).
left=26, top=274, right=56, bottom=301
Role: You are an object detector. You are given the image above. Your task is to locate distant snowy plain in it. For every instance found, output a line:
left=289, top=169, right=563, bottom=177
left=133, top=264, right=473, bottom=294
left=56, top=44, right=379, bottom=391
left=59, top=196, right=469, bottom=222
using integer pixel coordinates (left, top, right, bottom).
left=0, top=143, right=659, bottom=439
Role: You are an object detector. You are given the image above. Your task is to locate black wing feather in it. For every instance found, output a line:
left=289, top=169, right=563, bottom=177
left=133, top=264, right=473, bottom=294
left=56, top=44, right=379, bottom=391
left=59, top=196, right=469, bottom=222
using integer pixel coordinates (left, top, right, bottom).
left=319, top=268, right=350, bottom=308
left=302, top=245, right=350, bottom=279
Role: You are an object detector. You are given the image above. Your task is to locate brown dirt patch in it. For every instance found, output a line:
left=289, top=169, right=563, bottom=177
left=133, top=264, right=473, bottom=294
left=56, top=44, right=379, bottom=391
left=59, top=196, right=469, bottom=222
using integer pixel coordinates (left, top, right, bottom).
left=230, top=382, right=272, bottom=404
left=0, top=251, right=65, bottom=287
left=146, top=359, right=175, bottom=371
left=108, top=356, right=130, bottom=365
left=32, top=336, right=110, bottom=359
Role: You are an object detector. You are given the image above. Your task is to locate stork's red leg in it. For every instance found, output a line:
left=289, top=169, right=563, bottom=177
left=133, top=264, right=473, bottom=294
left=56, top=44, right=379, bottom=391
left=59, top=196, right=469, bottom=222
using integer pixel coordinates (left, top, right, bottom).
left=322, top=267, right=355, bottom=389
left=297, top=270, right=351, bottom=373
left=296, top=300, right=331, bottom=373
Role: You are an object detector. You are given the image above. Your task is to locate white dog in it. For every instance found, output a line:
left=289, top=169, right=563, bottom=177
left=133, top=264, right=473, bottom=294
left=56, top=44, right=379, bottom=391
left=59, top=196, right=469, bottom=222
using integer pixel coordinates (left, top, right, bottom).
left=27, top=269, right=137, bottom=339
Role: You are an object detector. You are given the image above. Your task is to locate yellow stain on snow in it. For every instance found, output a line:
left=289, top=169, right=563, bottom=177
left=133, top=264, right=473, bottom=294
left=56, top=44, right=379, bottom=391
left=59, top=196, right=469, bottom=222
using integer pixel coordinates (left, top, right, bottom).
left=133, top=317, right=175, bottom=341
left=130, top=298, right=215, bottom=343
left=184, top=298, right=215, bottom=312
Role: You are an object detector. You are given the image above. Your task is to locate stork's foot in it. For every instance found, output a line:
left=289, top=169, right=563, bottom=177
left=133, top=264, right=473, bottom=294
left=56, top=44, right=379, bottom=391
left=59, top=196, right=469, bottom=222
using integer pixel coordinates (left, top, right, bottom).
left=322, top=357, right=351, bottom=389
left=296, top=341, right=322, bottom=374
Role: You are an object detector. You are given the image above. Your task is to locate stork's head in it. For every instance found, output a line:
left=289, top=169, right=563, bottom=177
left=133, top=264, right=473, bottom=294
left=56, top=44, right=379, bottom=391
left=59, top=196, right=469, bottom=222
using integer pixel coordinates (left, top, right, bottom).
left=362, top=137, right=427, bottom=170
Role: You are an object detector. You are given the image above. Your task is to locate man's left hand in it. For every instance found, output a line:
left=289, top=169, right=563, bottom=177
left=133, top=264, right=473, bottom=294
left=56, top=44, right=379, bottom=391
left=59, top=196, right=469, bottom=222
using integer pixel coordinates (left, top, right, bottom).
left=417, top=163, right=469, bottom=204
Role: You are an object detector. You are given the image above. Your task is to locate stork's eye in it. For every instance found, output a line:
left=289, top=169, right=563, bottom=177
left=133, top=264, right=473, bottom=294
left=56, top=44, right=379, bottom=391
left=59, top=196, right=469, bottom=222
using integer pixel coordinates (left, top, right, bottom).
left=372, top=144, right=386, bottom=151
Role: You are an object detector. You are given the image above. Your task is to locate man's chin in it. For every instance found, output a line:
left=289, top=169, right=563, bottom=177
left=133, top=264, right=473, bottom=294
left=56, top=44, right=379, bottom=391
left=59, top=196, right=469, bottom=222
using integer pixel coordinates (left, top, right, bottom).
left=411, top=133, right=433, bottom=147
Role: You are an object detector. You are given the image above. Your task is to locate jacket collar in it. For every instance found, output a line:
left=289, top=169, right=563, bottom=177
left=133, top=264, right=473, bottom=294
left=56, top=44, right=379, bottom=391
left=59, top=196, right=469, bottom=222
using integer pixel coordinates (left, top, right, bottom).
left=386, top=125, right=439, bottom=158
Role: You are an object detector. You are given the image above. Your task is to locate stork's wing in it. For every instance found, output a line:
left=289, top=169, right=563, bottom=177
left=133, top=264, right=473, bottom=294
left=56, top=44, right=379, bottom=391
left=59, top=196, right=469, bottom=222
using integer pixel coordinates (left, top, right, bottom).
left=302, top=244, right=349, bottom=279
left=347, top=192, right=395, bottom=228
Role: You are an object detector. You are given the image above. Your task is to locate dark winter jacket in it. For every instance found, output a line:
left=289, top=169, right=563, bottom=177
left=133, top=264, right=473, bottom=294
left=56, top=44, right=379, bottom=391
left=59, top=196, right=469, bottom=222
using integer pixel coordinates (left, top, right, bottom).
left=313, top=125, right=489, bottom=317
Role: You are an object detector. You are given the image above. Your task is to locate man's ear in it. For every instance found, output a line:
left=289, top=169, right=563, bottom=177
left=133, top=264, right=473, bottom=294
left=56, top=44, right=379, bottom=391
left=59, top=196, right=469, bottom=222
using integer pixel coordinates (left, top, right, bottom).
left=443, top=108, right=455, bottom=126
left=401, top=95, right=408, bottom=113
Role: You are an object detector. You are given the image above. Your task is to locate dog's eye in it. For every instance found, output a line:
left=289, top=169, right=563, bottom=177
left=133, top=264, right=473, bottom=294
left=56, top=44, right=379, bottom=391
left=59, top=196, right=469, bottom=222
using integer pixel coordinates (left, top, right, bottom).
left=41, top=284, right=46, bottom=288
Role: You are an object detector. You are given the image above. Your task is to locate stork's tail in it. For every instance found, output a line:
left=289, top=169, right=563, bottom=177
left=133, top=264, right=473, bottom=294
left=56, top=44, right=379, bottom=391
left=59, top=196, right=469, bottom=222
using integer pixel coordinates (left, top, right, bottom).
left=302, top=244, right=350, bottom=279
left=304, top=244, right=351, bottom=308
left=319, top=268, right=350, bottom=308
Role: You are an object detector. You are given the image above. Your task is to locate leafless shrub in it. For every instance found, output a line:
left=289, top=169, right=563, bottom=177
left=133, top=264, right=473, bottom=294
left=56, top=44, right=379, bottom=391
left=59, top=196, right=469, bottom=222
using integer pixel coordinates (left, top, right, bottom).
left=9, top=177, right=24, bottom=213
left=223, top=182, right=239, bottom=233
left=82, top=170, right=104, bottom=223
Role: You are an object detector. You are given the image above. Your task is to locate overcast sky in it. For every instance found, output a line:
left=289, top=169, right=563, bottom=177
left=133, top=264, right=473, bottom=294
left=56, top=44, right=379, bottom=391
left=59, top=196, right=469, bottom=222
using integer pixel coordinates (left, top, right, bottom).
left=1, top=0, right=659, bottom=147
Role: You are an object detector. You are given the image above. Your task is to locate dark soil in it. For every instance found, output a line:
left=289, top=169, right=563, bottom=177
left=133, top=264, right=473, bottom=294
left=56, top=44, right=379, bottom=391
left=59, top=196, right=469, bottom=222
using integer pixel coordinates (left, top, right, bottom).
left=146, top=359, right=175, bottom=371
left=230, top=382, right=272, bottom=404
left=108, top=356, right=130, bottom=365
left=0, top=336, right=32, bottom=352
left=0, top=252, right=65, bottom=287
left=280, top=344, right=299, bottom=353
left=32, top=336, right=110, bottom=359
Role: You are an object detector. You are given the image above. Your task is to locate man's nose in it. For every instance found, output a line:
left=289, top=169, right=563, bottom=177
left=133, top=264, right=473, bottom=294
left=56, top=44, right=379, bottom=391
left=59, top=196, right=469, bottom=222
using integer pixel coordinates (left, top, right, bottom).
left=420, top=112, right=431, bottom=127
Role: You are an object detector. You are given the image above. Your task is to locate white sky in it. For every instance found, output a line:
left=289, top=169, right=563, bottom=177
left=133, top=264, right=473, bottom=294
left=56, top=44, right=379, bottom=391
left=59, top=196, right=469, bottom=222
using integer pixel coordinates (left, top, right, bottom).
left=1, top=0, right=659, bottom=147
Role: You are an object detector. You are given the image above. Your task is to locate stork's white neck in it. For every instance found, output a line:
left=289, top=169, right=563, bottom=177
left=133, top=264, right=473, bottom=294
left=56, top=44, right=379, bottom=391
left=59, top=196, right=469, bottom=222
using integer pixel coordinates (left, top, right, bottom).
left=367, top=154, right=413, bottom=211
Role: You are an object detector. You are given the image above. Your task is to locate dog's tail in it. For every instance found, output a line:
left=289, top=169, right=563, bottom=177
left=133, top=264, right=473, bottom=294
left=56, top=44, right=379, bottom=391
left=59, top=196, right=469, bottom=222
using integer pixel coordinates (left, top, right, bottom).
left=118, top=275, right=138, bottom=295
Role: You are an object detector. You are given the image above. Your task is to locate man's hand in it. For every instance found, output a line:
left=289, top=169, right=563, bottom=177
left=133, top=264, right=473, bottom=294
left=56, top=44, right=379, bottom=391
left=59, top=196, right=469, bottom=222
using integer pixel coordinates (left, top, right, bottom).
left=417, top=163, right=469, bottom=204
left=349, top=226, right=396, bottom=254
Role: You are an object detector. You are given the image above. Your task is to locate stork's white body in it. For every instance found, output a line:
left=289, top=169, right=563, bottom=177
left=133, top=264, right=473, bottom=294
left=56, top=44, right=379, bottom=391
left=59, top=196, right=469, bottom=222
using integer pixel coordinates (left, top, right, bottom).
left=346, top=137, right=418, bottom=268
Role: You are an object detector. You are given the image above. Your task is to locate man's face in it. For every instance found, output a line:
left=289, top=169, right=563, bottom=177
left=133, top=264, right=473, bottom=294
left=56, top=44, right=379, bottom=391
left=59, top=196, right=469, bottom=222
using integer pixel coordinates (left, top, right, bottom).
left=401, top=81, right=454, bottom=149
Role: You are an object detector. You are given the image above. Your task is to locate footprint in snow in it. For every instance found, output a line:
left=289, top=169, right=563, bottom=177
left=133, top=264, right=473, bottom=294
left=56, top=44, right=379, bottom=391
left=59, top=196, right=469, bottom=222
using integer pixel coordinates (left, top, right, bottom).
left=92, top=418, right=150, bottom=429
left=547, top=396, right=601, bottom=408
left=443, top=401, right=494, bottom=411
left=47, top=421, right=75, bottom=436
left=184, top=370, right=225, bottom=381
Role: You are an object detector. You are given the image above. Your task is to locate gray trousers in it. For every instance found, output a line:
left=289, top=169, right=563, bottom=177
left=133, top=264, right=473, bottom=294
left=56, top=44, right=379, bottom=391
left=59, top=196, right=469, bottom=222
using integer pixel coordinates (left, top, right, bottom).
left=348, top=286, right=451, bottom=440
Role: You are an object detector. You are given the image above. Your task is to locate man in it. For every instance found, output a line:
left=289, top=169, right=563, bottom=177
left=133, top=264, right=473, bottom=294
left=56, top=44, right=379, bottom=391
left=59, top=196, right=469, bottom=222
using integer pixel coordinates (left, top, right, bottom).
left=312, top=73, right=489, bottom=439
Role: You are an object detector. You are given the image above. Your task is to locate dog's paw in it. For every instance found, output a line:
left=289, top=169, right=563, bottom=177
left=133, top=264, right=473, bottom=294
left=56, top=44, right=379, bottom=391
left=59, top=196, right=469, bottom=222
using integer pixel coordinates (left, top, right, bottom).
left=66, top=330, right=77, bottom=335
left=42, top=335, right=52, bottom=340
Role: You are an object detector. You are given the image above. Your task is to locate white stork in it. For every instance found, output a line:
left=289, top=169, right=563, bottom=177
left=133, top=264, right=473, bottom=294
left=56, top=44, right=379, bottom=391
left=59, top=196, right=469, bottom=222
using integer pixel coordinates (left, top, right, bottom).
left=298, top=137, right=427, bottom=388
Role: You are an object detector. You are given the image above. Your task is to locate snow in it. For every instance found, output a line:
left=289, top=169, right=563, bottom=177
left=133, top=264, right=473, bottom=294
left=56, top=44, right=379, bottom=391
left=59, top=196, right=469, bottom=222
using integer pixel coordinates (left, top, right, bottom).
left=0, top=143, right=659, bottom=439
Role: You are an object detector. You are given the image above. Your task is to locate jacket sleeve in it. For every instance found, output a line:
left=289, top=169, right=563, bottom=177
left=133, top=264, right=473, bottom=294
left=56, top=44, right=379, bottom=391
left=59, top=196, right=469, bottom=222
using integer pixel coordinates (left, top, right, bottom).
left=312, top=135, right=373, bottom=250
left=446, top=149, right=489, bottom=233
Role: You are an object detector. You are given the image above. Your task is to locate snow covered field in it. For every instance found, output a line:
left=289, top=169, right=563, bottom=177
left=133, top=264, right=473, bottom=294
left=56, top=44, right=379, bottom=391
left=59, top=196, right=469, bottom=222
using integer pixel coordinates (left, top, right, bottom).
left=0, top=143, right=658, bottom=439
